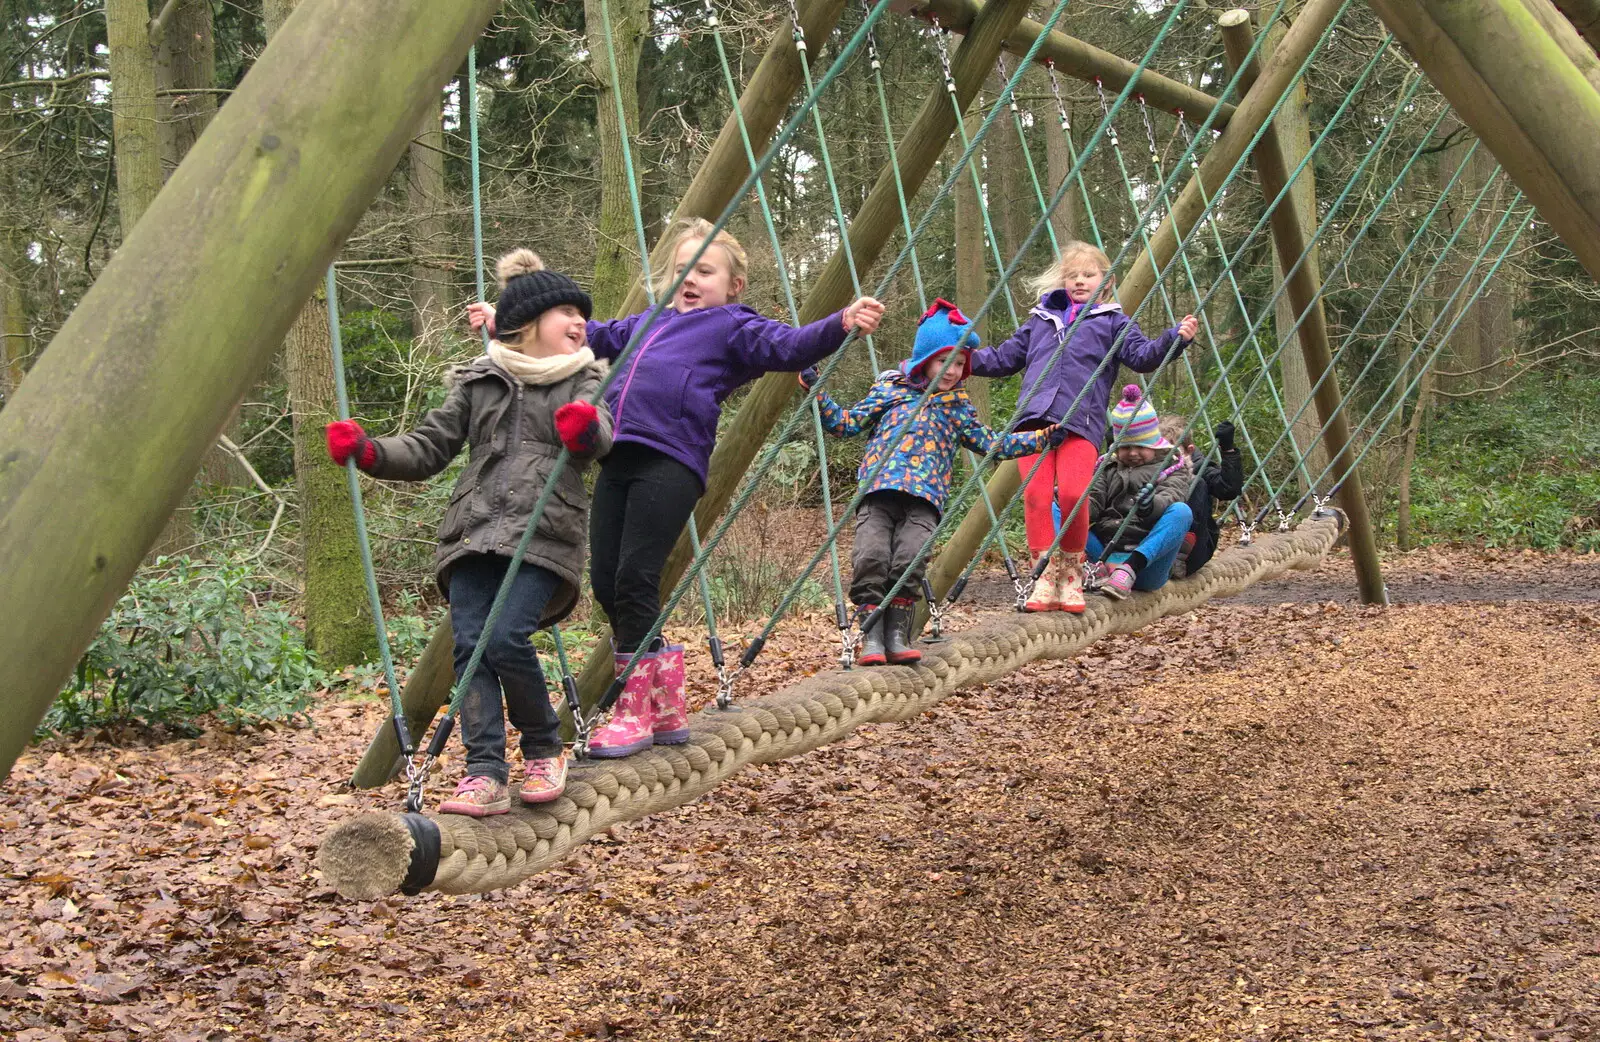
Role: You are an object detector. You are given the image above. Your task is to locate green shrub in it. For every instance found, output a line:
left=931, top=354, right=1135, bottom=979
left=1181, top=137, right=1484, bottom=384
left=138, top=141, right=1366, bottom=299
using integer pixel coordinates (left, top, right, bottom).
left=1400, top=374, right=1600, bottom=551
left=43, top=559, right=324, bottom=738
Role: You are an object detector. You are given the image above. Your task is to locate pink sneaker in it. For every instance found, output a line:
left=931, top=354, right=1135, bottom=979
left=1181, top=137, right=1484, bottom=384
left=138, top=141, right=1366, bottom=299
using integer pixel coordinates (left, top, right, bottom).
left=1101, top=562, right=1137, bottom=600
left=650, top=644, right=690, bottom=745
left=519, top=754, right=568, bottom=804
left=588, top=652, right=656, bottom=758
left=438, top=775, right=510, bottom=817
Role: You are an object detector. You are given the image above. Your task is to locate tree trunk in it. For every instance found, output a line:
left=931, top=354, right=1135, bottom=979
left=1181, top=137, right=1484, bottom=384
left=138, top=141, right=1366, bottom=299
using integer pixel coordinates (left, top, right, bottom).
left=286, top=283, right=376, bottom=665
left=987, top=69, right=1028, bottom=299
left=264, top=0, right=376, bottom=668
left=106, top=0, right=164, bottom=234
left=407, top=100, right=452, bottom=354
left=1043, top=101, right=1080, bottom=247
left=1471, top=144, right=1514, bottom=394
left=955, top=111, right=989, bottom=423
left=1260, top=12, right=1327, bottom=486
left=585, top=0, right=649, bottom=318
left=155, top=0, right=217, bottom=176
left=0, top=101, right=29, bottom=398
left=0, top=0, right=503, bottom=779
left=1396, top=365, right=1434, bottom=551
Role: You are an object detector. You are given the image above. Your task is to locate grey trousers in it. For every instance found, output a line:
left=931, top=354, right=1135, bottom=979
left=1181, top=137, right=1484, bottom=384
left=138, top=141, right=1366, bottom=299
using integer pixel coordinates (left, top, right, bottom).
left=850, top=490, right=939, bottom=607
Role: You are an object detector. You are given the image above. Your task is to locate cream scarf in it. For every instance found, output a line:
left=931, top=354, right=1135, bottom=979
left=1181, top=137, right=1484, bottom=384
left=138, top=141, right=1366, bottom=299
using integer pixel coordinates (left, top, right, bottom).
left=486, top=340, right=598, bottom=386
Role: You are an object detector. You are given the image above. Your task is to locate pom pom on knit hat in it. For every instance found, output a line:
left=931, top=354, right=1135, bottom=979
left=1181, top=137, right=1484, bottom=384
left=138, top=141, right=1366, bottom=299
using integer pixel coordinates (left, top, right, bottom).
left=1107, top=383, right=1173, bottom=450
left=494, top=248, right=593, bottom=337
left=496, top=248, right=546, bottom=286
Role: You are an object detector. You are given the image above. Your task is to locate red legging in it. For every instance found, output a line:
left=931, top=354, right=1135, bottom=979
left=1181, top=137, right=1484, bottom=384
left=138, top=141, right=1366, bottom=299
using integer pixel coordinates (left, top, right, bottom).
left=1018, top=433, right=1098, bottom=555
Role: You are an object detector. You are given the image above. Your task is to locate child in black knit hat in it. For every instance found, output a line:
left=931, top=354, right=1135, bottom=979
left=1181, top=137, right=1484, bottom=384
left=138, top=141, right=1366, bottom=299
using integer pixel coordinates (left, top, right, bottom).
left=325, top=249, right=612, bottom=816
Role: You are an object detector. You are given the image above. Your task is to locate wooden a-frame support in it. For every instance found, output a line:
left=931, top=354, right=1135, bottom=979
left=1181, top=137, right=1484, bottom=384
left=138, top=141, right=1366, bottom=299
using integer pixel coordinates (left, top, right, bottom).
left=1219, top=8, right=1386, bottom=605
left=1367, top=0, right=1600, bottom=281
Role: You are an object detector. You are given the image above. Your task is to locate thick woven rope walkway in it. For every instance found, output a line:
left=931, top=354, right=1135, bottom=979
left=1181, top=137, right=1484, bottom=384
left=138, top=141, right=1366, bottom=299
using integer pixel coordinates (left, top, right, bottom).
left=319, top=514, right=1341, bottom=900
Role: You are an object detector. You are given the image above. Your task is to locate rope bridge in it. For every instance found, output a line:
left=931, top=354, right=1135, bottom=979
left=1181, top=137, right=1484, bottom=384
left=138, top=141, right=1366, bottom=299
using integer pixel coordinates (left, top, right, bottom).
left=317, top=0, right=1535, bottom=896
left=322, top=512, right=1340, bottom=899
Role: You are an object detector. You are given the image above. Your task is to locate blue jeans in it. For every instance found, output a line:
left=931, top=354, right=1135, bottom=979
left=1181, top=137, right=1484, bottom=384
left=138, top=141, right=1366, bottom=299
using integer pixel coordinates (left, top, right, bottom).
left=447, top=554, right=563, bottom=781
left=1087, top=502, right=1193, bottom=591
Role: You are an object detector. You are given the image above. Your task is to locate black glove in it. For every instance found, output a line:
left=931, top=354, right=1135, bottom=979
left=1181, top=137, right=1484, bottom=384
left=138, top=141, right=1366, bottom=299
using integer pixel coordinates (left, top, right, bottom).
left=798, top=366, right=819, bottom=391
left=1134, top=484, right=1157, bottom=517
left=1045, top=424, right=1069, bottom=447
left=1213, top=421, right=1236, bottom=453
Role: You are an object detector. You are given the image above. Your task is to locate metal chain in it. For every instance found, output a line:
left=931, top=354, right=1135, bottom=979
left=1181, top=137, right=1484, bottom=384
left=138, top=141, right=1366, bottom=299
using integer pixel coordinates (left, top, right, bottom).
left=785, top=0, right=806, bottom=50
left=1137, top=94, right=1162, bottom=169
left=860, top=0, right=881, bottom=70
left=1045, top=59, right=1070, bottom=132
left=1092, top=78, right=1119, bottom=148
left=930, top=15, right=957, bottom=95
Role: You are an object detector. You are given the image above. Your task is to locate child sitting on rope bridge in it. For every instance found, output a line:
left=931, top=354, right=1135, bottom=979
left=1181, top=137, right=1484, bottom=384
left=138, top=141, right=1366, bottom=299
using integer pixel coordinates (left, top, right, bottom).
left=1084, top=385, right=1193, bottom=599
left=801, top=300, right=1063, bottom=666
left=328, top=250, right=611, bottom=816
left=967, top=240, right=1197, bottom=614
left=469, top=218, right=884, bottom=757
left=1158, top=414, right=1243, bottom=579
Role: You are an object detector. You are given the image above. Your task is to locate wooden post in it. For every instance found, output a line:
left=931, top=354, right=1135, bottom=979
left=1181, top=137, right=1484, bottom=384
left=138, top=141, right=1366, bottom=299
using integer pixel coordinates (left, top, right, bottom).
left=892, top=0, right=1235, bottom=126
left=1219, top=8, right=1386, bottom=605
left=0, top=0, right=502, bottom=780
left=925, top=0, right=1347, bottom=603
left=351, top=0, right=853, bottom=786
left=1366, top=0, right=1600, bottom=280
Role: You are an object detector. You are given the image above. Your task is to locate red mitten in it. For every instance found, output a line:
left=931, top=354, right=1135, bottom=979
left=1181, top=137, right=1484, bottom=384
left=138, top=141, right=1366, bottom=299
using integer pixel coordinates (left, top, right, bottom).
left=326, top=420, right=377, bottom=470
left=554, top=401, right=600, bottom=455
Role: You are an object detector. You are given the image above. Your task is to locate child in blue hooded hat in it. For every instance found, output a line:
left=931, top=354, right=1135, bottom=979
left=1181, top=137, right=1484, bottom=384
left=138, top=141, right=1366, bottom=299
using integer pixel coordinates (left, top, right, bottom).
left=803, top=300, right=1064, bottom=666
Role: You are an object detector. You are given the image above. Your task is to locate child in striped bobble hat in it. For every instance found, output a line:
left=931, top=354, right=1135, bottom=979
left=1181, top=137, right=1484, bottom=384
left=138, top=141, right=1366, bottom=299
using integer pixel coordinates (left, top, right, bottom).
left=1084, top=384, right=1193, bottom=599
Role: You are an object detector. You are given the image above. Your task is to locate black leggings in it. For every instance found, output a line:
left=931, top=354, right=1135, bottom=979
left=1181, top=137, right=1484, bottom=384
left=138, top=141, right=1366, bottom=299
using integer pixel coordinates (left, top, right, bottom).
left=589, top=442, right=701, bottom=653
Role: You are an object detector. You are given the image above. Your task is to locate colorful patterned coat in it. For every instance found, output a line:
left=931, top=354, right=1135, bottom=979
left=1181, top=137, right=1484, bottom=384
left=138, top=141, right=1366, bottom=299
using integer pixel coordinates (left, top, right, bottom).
left=815, top=371, right=1051, bottom=517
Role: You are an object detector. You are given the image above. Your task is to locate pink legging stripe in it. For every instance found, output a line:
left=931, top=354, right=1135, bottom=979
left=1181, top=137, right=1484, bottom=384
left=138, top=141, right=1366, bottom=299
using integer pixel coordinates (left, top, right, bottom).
left=1018, top=434, right=1098, bottom=555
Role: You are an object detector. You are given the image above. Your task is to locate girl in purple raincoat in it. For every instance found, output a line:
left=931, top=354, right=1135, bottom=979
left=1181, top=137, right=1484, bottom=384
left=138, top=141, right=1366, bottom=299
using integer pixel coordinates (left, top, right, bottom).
left=967, top=241, right=1196, bottom=615
left=470, top=219, right=883, bottom=757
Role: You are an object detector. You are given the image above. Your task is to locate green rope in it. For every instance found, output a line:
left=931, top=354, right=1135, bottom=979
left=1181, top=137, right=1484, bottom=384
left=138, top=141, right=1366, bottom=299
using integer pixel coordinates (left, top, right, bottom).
left=602, top=0, right=1110, bottom=689
left=743, top=0, right=1219, bottom=642
left=1267, top=167, right=1513, bottom=503
left=1301, top=197, right=1528, bottom=503
left=1237, top=131, right=1487, bottom=507
left=324, top=266, right=408, bottom=763
left=943, top=0, right=1344, bottom=591
left=701, top=0, right=851, bottom=648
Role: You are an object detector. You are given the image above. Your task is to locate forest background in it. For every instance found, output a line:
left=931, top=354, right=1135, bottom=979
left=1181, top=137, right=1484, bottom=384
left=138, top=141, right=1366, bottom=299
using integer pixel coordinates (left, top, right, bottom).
left=2, top=0, right=1596, bottom=737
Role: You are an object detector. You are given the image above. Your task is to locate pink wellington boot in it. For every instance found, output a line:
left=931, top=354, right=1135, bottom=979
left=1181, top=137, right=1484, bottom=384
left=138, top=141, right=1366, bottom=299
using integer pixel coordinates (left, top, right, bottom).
left=649, top=643, right=690, bottom=745
left=588, top=651, right=656, bottom=758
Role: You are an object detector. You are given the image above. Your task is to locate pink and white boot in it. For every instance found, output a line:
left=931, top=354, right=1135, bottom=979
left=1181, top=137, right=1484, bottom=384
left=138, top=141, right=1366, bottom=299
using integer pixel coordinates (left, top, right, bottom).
left=588, top=651, right=656, bottom=758
left=649, top=644, right=691, bottom=745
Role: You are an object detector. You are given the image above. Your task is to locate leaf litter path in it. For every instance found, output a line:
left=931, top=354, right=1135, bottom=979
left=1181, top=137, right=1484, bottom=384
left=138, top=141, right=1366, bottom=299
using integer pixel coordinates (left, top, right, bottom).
left=2, top=559, right=1598, bottom=1040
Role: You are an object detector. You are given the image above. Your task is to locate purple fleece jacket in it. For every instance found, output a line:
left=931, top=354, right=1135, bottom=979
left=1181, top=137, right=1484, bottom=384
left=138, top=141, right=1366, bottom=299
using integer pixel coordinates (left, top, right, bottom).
left=587, top=304, right=849, bottom=488
left=968, top=289, right=1189, bottom=446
